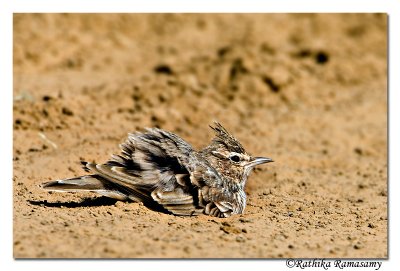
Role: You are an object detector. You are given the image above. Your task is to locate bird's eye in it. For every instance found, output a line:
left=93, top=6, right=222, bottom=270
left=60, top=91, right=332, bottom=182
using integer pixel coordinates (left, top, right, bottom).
left=229, top=154, right=241, bottom=163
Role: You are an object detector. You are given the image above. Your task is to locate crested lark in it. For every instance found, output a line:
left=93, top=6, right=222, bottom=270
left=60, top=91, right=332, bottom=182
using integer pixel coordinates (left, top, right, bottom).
left=42, top=122, right=273, bottom=217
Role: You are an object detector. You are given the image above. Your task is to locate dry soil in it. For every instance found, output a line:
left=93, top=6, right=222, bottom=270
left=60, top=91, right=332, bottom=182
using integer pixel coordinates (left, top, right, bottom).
left=13, top=14, right=387, bottom=258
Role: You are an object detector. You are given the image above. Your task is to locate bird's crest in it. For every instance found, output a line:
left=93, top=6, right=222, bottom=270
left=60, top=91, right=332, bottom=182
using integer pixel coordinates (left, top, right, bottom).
left=209, top=122, right=245, bottom=153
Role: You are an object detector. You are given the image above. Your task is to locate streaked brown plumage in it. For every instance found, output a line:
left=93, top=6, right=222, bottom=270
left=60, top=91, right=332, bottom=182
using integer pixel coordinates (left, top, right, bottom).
left=42, top=122, right=273, bottom=217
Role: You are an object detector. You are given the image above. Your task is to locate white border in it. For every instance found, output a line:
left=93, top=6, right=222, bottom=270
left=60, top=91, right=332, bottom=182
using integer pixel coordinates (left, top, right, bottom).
left=2, top=1, right=399, bottom=271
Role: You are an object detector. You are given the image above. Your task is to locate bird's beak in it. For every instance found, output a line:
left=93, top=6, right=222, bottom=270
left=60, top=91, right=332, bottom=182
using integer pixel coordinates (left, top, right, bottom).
left=246, top=157, right=274, bottom=168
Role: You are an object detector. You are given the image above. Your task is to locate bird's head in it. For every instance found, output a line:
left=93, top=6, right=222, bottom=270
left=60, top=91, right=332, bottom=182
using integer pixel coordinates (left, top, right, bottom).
left=201, top=122, right=273, bottom=187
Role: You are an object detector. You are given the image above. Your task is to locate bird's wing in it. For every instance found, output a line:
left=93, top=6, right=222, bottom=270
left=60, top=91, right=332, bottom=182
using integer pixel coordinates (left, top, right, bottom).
left=80, top=128, right=204, bottom=215
left=80, top=162, right=155, bottom=203
left=104, top=127, right=193, bottom=185
left=151, top=173, right=203, bottom=216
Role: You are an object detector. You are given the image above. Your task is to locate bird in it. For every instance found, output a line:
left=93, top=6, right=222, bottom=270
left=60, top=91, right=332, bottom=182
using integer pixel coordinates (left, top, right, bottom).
left=42, top=122, right=273, bottom=217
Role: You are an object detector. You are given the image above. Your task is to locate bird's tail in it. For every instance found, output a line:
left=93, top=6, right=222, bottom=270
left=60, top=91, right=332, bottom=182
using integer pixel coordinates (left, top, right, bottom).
left=41, top=175, right=129, bottom=200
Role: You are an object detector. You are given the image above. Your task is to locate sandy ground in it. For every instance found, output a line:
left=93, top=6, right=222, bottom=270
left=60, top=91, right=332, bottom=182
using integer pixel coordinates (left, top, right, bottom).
left=13, top=14, right=387, bottom=258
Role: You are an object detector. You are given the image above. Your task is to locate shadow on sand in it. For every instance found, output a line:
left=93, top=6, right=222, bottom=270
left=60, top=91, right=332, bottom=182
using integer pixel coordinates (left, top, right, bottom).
left=28, top=196, right=119, bottom=208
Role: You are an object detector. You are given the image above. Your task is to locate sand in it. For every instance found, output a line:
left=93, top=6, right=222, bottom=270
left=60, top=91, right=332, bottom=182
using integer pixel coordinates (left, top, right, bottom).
left=13, top=14, right=387, bottom=258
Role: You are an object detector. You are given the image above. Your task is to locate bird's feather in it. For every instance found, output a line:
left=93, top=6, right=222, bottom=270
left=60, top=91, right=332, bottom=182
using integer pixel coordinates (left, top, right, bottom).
left=40, top=123, right=269, bottom=217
